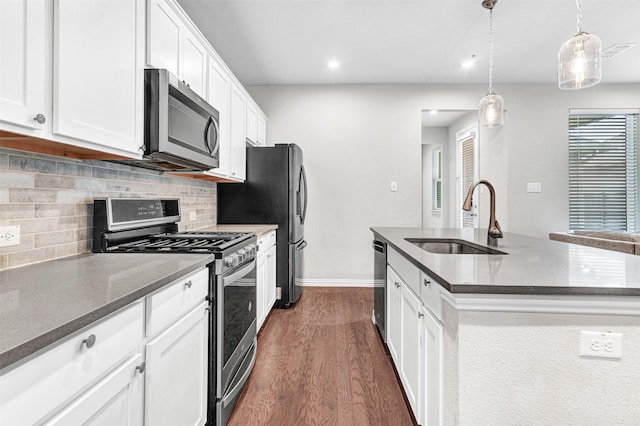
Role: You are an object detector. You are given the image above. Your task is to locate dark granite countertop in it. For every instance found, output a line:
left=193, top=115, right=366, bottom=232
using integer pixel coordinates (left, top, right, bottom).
left=0, top=253, right=214, bottom=370
left=371, top=227, right=640, bottom=297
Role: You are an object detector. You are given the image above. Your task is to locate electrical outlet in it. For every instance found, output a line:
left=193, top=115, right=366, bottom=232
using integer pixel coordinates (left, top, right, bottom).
left=390, top=181, right=398, bottom=192
left=189, top=211, right=197, bottom=221
left=527, top=182, right=542, bottom=193
left=0, top=225, right=20, bottom=247
left=580, top=330, right=623, bottom=359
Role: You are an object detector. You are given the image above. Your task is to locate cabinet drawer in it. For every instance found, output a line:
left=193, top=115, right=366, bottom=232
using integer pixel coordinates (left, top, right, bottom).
left=421, top=271, right=442, bottom=322
left=388, top=246, right=420, bottom=296
left=0, top=301, right=144, bottom=425
left=146, top=268, right=208, bottom=337
left=257, top=230, right=276, bottom=257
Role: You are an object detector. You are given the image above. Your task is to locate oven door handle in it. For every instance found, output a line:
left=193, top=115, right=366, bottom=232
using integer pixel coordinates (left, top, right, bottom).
left=220, top=342, right=257, bottom=409
left=222, top=261, right=256, bottom=287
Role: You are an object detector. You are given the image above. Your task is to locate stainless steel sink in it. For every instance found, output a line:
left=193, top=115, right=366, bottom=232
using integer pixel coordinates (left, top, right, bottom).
left=405, top=238, right=507, bottom=255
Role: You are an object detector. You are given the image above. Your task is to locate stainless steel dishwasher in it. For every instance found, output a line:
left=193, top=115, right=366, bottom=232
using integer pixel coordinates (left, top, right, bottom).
left=372, top=240, right=387, bottom=341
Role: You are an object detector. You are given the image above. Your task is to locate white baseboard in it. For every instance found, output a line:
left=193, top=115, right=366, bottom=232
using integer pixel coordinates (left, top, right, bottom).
left=298, top=278, right=374, bottom=288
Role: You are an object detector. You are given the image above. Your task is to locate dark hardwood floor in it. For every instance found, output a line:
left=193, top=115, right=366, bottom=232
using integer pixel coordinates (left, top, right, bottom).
left=228, top=287, right=415, bottom=426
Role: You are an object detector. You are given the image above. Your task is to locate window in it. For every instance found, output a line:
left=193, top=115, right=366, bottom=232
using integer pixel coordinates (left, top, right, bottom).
left=456, top=127, right=478, bottom=228
left=432, top=148, right=442, bottom=211
left=569, top=110, right=639, bottom=232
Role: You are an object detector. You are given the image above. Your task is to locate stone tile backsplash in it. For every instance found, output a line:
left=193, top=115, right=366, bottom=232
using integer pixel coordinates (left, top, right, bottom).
left=0, top=147, right=217, bottom=270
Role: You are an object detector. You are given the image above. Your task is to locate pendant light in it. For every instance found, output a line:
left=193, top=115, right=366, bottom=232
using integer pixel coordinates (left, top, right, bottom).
left=558, top=0, right=602, bottom=89
left=479, top=0, right=503, bottom=128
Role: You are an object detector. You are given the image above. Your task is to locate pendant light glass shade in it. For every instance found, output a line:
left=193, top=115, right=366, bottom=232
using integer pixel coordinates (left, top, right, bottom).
left=558, top=0, right=602, bottom=90
left=479, top=92, right=504, bottom=128
left=479, top=1, right=503, bottom=128
left=558, top=32, right=602, bottom=89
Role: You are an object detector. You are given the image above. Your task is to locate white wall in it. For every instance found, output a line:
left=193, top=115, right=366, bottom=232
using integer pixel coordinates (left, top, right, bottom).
left=248, top=84, right=640, bottom=282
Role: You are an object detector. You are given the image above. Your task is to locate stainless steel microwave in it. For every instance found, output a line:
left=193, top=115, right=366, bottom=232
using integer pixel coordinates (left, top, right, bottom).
left=126, top=69, right=220, bottom=172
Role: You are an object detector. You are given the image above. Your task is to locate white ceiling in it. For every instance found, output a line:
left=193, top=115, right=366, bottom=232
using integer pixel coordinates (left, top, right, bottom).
left=176, top=0, right=640, bottom=86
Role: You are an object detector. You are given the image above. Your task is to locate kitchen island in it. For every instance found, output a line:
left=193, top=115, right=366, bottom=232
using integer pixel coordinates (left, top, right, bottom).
left=371, top=227, right=640, bottom=426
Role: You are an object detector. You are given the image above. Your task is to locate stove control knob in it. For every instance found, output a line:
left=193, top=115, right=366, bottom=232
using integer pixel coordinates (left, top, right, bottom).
left=237, top=249, right=247, bottom=261
left=224, top=256, right=234, bottom=267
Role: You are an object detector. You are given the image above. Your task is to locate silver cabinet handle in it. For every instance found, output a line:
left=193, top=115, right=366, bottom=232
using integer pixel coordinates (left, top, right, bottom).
left=34, top=113, right=46, bottom=124
left=82, top=334, right=96, bottom=349
left=135, top=362, right=146, bottom=374
left=394, top=281, right=401, bottom=288
left=424, top=278, right=431, bottom=287
left=418, top=312, right=424, bottom=318
left=184, top=280, right=192, bottom=289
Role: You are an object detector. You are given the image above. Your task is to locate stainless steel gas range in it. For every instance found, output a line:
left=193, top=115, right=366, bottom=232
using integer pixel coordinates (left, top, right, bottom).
left=92, top=198, right=256, bottom=426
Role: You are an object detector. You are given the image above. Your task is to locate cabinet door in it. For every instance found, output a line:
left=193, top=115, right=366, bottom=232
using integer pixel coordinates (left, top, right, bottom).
left=386, top=266, right=402, bottom=364
left=400, top=283, right=421, bottom=418
left=229, top=83, right=246, bottom=180
left=207, top=57, right=231, bottom=176
left=265, top=245, right=277, bottom=310
left=0, top=0, right=46, bottom=132
left=246, top=102, right=258, bottom=143
left=257, top=115, right=267, bottom=146
left=147, top=0, right=180, bottom=76
left=256, top=252, right=267, bottom=331
left=421, top=307, right=443, bottom=426
left=53, top=0, right=143, bottom=156
left=145, top=302, right=208, bottom=426
left=44, top=354, right=144, bottom=426
left=181, top=31, right=207, bottom=98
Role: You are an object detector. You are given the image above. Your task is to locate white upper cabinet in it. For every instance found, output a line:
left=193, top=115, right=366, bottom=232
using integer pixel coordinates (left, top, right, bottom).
left=147, top=0, right=207, bottom=99
left=246, top=102, right=258, bottom=144
left=53, top=0, right=144, bottom=156
left=181, top=32, right=207, bottom=98
left=229, top=82, right=247, bottom=181
left=257, top=114, right=267, bottom=146
left=147, top=0, right=180, bottom=76
left=0, top=0, right=47, bottom=134
left=207, top=56, right=231, bottom=177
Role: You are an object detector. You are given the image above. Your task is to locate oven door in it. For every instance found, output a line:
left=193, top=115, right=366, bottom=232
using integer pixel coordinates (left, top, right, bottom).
left=216, top=258, right=257, bottom=397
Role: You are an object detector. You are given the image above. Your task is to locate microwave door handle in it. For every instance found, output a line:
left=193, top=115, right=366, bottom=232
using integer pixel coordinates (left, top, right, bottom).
left=210, top=117, right=220, bottom=157
left=204, top=116, right=220, bottom=156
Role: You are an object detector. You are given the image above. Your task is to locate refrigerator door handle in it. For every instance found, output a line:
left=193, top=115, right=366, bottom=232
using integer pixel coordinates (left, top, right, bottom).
left=300, top=165, right=308, bottom=224
left=296, top=240, right=308, bottom=250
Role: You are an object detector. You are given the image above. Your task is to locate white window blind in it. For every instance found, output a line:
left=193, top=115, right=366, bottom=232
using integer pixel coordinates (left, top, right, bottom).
left=457, top=134, right=477, bottom=228
left=432, top=148, right=442, bottom=210
left=569, top=112, right=638, bottom=232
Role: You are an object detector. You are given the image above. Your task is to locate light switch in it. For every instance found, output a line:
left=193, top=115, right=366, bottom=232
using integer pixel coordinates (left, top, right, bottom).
left=527, top=182, right=542, bottom=193
left=390, top=181, right=398, bottom=192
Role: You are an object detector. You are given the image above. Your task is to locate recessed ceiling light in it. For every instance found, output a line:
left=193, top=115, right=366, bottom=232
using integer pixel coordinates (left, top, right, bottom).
left=327, top=60, right=340, bottom=70
left=429, top=110, right=439, bottom=115
left=462, top=55, right=476, bottom=69
left=602, top=43, right=637, bottom=58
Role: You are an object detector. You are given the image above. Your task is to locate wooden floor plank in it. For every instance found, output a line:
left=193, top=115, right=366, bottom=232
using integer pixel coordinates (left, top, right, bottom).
left=228, top=287, right=415, bottom=426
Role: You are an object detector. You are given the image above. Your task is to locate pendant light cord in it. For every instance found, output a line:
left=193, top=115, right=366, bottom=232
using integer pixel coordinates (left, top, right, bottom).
left=488, top=8, right=494, bottom=94
left=576, top=0, right=583, bottom=33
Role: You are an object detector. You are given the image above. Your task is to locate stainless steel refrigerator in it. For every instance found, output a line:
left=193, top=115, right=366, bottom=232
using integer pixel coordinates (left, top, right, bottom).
left=217, top=144, right=308, bottom=308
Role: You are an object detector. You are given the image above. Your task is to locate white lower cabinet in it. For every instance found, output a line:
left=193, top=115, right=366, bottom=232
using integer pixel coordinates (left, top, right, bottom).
left=0, top=268, right=209, bottom=426
left=44, top=353, right=144, bottom=426
left=257, top=231, right=277, bottom=331
left=400, top=280, right=422, bottom=417
left=386, top=266, right=402, bottom=364
left=420, top=305, right=443, bottom=426
left=387, top=251, right=444, bottom=425
left=0, top=301, right=144, bottom=425
left=145, top=301, right=208, bottom=426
